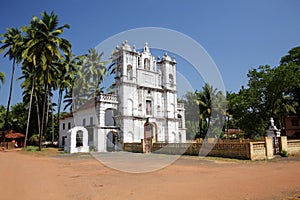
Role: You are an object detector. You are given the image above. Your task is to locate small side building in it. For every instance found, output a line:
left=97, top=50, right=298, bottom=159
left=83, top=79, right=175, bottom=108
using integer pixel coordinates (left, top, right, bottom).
left=284, top=116, right=300, bottom=138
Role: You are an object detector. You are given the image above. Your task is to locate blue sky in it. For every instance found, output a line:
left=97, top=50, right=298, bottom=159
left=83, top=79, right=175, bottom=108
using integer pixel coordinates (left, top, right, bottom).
left=0, top=0, right=300, bottom=106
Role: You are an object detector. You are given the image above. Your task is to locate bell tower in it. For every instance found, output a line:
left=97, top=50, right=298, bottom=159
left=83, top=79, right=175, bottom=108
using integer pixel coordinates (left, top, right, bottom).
left=157, top=52, right=177, bottom=91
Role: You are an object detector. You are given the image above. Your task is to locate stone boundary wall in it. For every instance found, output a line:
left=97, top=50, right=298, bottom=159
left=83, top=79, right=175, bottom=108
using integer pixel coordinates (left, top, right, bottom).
left=124, top=141, right=252, bottom=159
left=207, top=142, right=250, bottom=159
left=287, top=140, right=300, bottom=154
left=249, top=141, right=267, bottom=160
left=123, top=137, right=300, bottom=160
left=152, top=142, right=251, bottom=159
left=123, top=142, right=143, bottom=153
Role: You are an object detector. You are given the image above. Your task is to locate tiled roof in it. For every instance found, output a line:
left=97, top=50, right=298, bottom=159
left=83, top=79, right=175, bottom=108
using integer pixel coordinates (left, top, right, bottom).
left=0, top=129, right=25, bottom=138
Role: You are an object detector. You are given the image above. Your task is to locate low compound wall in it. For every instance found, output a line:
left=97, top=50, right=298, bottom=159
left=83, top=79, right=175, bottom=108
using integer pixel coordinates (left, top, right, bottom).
left=250, top=141, right=267, bottom=160
left=124, top=141, right=252, bottom=160
left=152, top=142, right=251, bottom=159
left=123, top=137, right=300, bottom=160
left=287, top=140, right=300, bottom=154
left=123, top=142, right=143, bottom=153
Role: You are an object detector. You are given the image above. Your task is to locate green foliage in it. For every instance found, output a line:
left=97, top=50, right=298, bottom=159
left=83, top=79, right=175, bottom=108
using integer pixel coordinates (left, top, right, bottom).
left=23, top=146, right=39, bottom=152
left=280, top=150, right=289, bottom=157
left=89, top=146, right=96, bottom=152
left=0, top=105, right=6, bottom=129
left=182, top=84, right=226, bottom=139
left=28, top=134, right=39, bottom=146
left=73, top=48, right=108, bottom=109
left=180, top=91, right=199, bottom=139
left=226, top=52, right=300, bottom=138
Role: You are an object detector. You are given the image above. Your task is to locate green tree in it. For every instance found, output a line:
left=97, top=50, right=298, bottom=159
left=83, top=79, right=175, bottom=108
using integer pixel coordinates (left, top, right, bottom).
left=9, top=102, right=28, bottom=133
left=55, top=53, right=85, bottom=138
left=280, top=46, right=300, bottom=66
left=0, top=27, right=23, bottom=138
left=181, top=91, right=199, bottom=139
left=227, top=58, right=300, bottom=138
left=73, top=48, right=107, bottom=109
left=280, top=46, right=300, bottom=114
left=0, top=105, right=6, bottom=129
left=22, top=11, right=71, bottom=150
left=192, top=83, right=226, bottom=139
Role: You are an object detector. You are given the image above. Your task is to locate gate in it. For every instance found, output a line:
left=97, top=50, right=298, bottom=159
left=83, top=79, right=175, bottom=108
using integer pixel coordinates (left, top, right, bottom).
left=273, top=137, right=280, bottom=155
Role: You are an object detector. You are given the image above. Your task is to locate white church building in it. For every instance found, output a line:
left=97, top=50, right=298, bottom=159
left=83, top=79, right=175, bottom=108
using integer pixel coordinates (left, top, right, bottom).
left=59, top=41, right=186, bottom=153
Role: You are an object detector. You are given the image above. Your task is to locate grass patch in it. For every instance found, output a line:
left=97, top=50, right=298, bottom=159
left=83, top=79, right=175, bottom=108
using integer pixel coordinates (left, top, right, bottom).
left=23, top=146, right=39, bottom=152
left=20, top=147, right=64, bottom=157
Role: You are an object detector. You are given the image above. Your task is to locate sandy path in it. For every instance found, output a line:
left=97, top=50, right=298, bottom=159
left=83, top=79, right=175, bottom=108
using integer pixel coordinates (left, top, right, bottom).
left=0, top=151, right=300, bottom=200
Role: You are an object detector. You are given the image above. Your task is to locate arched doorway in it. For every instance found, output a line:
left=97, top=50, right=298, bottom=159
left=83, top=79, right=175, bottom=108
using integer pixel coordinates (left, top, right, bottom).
left=76, top=130, right=83, bottom=147
left=144, top=122, right=157, bottom=153
left=106, top=131, right=119, bottom=152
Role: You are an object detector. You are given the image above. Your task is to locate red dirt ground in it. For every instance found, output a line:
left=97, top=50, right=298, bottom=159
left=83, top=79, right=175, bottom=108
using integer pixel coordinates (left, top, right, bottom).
left=1, top=150, right=300, bottom=200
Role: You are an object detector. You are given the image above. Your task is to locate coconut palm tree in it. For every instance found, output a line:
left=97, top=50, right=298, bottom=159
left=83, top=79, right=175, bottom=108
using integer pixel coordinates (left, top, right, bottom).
left=195, top=83, right=226, bottom=138
left=82, top=48, right=108, bottom=96
left=195, top=83, right=213, bottom=138
left=19, top=65, right=36, bottom=146
left=22, top=11, right=71, bottom=150
left=73, top=48, right=108, bottom=109
left=55, top=53, right=85, bottom=137
left=0, top=27, right=23, bottom=138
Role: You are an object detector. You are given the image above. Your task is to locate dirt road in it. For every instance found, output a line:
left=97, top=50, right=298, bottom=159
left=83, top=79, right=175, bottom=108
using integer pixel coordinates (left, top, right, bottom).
left=0, top=150, right=300, bottom=200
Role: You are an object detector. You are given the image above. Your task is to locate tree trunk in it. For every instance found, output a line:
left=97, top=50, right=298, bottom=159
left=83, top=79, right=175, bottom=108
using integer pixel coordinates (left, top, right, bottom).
left=35, top=92, right=41, bottom=135
left=24, top=78, right=35, bottom=147
left=45, top=94, right=50, bottom=139
left=3, top=58, right=15, bottom=142
left=57, top=89, right=63, bottom=145
left=39, top=70, right=49, bottom=151
left=51, top=95, right=55, bottom=144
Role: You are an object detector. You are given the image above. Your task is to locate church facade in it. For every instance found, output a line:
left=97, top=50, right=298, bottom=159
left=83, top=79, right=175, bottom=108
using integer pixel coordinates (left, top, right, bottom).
left=59, top=41, right=186, bottom=153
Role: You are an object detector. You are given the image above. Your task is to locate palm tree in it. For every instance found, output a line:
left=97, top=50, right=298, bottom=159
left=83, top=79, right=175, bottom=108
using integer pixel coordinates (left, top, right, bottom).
left=82, top=48, right=108, bottom=96
left=195, top=83, right=213, bottom=138
left=73, top=48, right=108, bottom=109
left=19, top=65, right=36, bottom=146
left=0, top=28, right=23, bottom=139
left=22, top=11, right=71, bottom=150
left=195, top=83, right=226, bottom=138
left=55, top=53, right=84, bottom=137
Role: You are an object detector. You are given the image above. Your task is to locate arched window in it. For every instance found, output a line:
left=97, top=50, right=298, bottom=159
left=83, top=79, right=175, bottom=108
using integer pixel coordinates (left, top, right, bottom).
left=144, top=58, right=150, bottom=70
left=169, top=74, right=174, bottom=87
left=158, top=70, right=162, bottom=86
left=76, top=130, right=83, bottom=147
left=105, top=109, right=117, bottom=126
left=178, top=114, right=182, bottom=128
left=146, top=100, right=152, bottom=115
left=127, top=65, right=133, bottom=80
left=138, top=57, right=141, bottom=67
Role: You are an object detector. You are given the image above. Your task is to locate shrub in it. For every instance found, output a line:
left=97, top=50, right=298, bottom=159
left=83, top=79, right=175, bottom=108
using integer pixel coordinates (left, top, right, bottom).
left=89, top=146, right=96, bottom=152
left=23, top=146, right=39, bottom=152
left=280, top=150, right=289, bottom=157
